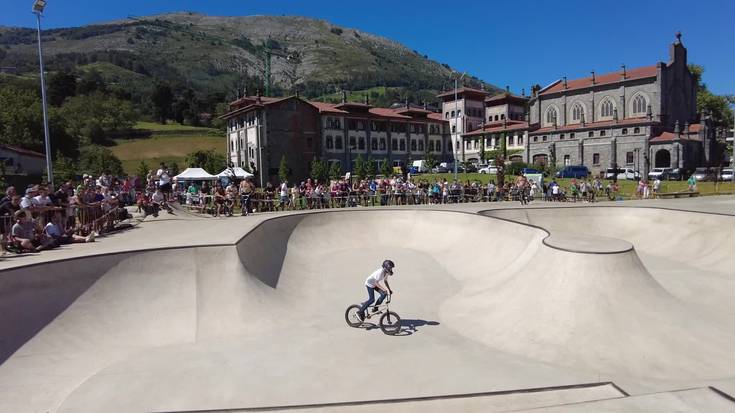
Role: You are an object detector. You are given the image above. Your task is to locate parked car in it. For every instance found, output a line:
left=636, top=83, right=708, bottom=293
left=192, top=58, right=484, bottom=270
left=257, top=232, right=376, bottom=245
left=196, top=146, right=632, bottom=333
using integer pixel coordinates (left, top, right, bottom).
left=648, top=168, right=672, bottom=180
left=431, top=165, right=449, bottom=173
left=720, top=168, right=734, bottom=181
left=692, top=167, right=714, bottom=181
left=464, top=163, right=478, bottom=173
left=521, top=167, right=542, bottom=175
left=479, top=165, right=498, bottom=174
left=617, top=168, right=641, bottom=180
left=556, top=165, right=589, bottom=179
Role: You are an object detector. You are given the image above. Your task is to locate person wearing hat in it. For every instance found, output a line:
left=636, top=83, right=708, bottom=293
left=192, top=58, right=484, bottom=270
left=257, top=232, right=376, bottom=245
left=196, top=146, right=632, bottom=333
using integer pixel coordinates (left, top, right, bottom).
left=10, top=210, right=54, bottom=252
left=20, top=187, right=39, bottom=210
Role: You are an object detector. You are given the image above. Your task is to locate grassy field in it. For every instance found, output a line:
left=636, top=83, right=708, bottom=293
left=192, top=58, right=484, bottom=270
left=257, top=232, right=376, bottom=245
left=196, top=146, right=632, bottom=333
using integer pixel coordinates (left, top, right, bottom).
left=111, top=122, right=224, bottom=175
left=415, top=173, right=735, bottom=198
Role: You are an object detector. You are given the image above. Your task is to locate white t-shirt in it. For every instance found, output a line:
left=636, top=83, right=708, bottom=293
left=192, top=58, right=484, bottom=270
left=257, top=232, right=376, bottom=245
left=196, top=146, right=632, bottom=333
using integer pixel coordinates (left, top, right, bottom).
left=365, top=267, right=388, bottom=288
left=157, top=169, right=171, bottom=185
left=45, top=222, right=63, bottom=237
left=280, top=183, right=288, bottom=197
left=20, top=196, right=37, bottom=209
left=34, top=195, right=52, bottom=206
left=151, top=191, right=165, bottom=203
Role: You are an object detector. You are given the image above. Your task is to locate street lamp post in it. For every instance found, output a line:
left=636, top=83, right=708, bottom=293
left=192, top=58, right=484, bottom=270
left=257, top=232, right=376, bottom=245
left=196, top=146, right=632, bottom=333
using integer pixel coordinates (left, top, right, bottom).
left=453, top=73, right=466, bottom=182
left=731, top=108, right=735, bottom=183
left=33, top=0, right=53, bottom=188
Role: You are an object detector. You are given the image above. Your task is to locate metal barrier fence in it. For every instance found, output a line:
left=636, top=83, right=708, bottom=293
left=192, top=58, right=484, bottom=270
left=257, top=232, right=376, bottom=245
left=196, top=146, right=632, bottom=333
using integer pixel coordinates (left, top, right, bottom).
left=1, top=204, right=129, bottom=240
left=181, top=187, right=613, bottom=216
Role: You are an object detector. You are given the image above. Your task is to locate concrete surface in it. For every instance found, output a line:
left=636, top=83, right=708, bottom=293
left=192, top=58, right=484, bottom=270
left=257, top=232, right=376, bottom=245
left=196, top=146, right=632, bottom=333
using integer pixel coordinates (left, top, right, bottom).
left=0, top=196, right=734, bottom=412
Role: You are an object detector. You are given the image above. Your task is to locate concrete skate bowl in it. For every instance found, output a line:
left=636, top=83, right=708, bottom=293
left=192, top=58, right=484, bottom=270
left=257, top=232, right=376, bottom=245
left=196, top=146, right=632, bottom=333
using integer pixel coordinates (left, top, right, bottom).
left=1, top=209, right=735, bottom=413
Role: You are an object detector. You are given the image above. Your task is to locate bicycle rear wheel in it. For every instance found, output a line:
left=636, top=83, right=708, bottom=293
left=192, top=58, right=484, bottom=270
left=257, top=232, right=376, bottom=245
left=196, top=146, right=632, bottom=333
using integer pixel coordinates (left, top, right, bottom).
left=345, top=305, right=363, bottom=327
left=379, top=311, right=401, bottom=335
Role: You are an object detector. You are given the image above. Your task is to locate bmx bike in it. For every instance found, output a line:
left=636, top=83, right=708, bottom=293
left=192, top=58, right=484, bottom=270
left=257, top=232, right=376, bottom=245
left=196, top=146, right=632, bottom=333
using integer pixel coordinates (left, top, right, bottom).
left=345, top=294, right=401, bottom=335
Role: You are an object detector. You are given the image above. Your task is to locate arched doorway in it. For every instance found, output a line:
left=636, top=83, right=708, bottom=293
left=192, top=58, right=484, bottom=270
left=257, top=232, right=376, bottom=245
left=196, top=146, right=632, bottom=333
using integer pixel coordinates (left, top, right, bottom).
left=655, top=149, right=671, bottom=168
left=532, top=154, right=548, bottom=167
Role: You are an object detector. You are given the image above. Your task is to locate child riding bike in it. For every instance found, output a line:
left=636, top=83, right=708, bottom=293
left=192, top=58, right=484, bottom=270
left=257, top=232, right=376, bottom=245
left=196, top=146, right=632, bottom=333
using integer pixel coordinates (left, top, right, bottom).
left=357, top=260, right=395, bottom=321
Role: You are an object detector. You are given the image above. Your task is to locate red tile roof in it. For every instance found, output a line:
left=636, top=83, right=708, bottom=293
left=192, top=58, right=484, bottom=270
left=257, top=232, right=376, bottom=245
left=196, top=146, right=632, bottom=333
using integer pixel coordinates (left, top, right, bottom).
left=485, top=92, right=529, bottom=105
left=0, top=144, right=45, bottom=158
left=463, top=121, right=529, bottom=137
left=309, top=101, right=348, bottom=114
left=368, top=108, right=412, bottom=120
left=650, top=124, right=702, bottom=143
left=540, top=65, right=659, bottom=95
left=529, top=117, right=652, bottom=134
left=427, top=112, right=446, bottom=122
left=436, top=87, right=491, bottom=100
left=649, top=132, right=676, bottom=143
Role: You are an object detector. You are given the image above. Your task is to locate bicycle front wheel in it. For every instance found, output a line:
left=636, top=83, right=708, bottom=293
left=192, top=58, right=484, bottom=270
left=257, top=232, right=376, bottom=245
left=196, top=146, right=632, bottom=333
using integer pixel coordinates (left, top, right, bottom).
left=345, top=305, right=363, bottom=327
left=379, top=311, right=401, bottom=335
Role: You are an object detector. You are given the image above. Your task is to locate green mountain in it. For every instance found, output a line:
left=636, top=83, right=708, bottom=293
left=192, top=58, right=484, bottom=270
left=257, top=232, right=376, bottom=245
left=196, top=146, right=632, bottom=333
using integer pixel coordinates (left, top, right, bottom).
left=0, top=12, right=499, bottom=104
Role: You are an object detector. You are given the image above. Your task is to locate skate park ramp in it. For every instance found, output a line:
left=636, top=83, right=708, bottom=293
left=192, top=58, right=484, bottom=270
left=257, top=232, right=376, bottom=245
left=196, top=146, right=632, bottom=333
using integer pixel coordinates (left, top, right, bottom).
left=1, top=208, right=735, bottom=412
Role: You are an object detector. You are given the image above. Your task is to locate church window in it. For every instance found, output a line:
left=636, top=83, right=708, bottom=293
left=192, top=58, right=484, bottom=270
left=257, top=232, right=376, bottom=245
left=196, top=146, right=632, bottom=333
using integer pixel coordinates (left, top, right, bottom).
left=572, top=103, right=585, bottom=122
left=632, top=95, right=647, bottom=115
left=600, top=99, right=614, bottom=118
left=545, top=107, right=558, bottom=125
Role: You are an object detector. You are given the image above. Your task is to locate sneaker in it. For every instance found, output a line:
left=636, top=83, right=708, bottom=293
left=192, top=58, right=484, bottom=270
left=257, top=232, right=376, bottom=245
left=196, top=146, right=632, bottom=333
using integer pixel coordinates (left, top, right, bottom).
left=356, top=310, right=365, bottom=321
left=86, top=232, right=96, bottom=243
left=371, top=306, right=380, bottom=313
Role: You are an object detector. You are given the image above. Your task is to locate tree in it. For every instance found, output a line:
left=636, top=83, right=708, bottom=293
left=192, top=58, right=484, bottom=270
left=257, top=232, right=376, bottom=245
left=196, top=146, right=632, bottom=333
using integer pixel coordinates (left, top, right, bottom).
left=52, top=151, right=76, bottom=182
left=78, top=145, right=124, bottom=177
left=689, top=64, right=735, bottom=129
left=185, top=149, right=226, bottom=174
left=366, top=158, right=378, bottom=179
left=170, top=161, right=180, bottom=177
left=278, top=154, right=289, bottom=182
left=380, top=158, right=393, bottom=177
left=60, top=92, right=137, bottom=145
left=310, top=158, right=328, bottom=183
left=48, top=71, right=78, bottom=106
left=329, top=161, right=342, bottom=180
left=354, top=154, right=367, bottom=180
left=151, top=82, right=174, bottom=124
left=136, top=160, right=150, bottom=181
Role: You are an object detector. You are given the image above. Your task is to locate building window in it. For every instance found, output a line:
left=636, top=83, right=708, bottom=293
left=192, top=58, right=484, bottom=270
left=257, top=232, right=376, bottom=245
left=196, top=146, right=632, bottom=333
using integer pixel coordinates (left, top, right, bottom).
left=518, top=136, right=523, bottom=145
left=358, top=137, right=365, bottom=150
left=509, top=136, right=515, bottom=146
left=501, top=114, right=505, bottom=120
left=570, top=132, right=575, bottom=139
left=371, top=138, right=378, bottom=151
left=399, top=139, right=406, bottom=151
left=626, top=151, right=634, bottom=164
left=560, top=133, right=565, bottom=140
left=600, top=99, right=614, bottom=118
left=600, top=130, right=606, bottom=136
left=379, top=138, right=386, bottom=151
left=542, top=135, right=548, bottom=142
left=572, top=103, right=584, bottom=122
left=622, top=128, right=628, bottom=135
left=392, top=139, right=398, bottom=151
left=451, top=110, right=455, bottom=118
left=418, top=140, right=424, bottom=151
left=545, top=107, right=558, bottom=125
left=593, top=153, right=600, bottom=165
left=457, top=110, right=462, bottom=116
left=533, top=136, right=538, bottom=142
left=306, top=137, right=313, bottom=148
left=436, top=141, right=442, bottom=152
left=632, top=94, right=647, bottom=115
left=564, top=155, right=571, bottom=166
left=588, top=131, right=594, bottom=137
left=335, top=136, right=343, bottom=150
left=429, top=141, right=435, bottom=152
left=349, top=136, right=356, bottom=150
left=445, top=112, right=449, bottom=119
left=410, top=139, right=417, bottom=151
left=633, top=127, right=640, bottom=134
left=452, top=125, right=456, bottom=133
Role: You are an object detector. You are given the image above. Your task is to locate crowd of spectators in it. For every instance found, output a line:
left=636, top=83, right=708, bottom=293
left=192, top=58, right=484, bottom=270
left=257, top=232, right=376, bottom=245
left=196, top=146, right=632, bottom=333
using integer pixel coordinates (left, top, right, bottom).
left=0, top=172, right=135, bottom=254
left=174, top=172, right=648, bottom=217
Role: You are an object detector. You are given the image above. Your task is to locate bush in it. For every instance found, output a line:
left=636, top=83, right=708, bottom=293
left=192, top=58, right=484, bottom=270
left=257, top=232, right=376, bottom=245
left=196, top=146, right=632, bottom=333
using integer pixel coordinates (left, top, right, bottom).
left=78, top=145, right=124, bottom=177
left=330, top=27, right=343, bottom=36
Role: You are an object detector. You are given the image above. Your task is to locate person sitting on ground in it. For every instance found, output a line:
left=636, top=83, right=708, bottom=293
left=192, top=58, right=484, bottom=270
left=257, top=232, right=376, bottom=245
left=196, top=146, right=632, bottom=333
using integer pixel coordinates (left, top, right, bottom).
left=45, top=212, right=95, bottom=245
left=150, top=187, right=173, bottom=217
left=10, top=210, right=55, bottom=252
left=357, top=260, right=395, bottom=321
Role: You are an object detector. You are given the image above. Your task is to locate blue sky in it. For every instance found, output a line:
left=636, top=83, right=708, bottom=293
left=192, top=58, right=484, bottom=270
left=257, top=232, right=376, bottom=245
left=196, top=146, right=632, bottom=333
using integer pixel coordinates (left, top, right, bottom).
left=2, top=0, right=733, bottom=96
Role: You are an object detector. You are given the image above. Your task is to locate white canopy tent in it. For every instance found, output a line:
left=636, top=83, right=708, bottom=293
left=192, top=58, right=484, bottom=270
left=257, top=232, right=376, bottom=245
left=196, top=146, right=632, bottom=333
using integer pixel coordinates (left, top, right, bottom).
left=217, top=167, right=254, bottom=179
left=174, top=168, right=217, bottom=181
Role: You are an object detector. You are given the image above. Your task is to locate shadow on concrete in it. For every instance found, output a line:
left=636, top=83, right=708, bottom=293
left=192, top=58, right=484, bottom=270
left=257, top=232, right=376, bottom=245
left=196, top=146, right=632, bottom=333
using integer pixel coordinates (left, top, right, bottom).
left=363, top=318, right=440, bottom=336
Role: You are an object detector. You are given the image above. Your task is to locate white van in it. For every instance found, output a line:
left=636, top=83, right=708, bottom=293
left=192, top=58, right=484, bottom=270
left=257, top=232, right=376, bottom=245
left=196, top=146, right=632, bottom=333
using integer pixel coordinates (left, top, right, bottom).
left=411, top=160, right=430, bottom=173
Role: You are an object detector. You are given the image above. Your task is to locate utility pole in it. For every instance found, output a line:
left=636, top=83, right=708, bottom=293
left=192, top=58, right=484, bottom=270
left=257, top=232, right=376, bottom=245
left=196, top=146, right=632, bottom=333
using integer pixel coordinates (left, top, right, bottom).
left=453, top=72, right=466, bottom=181
left=33, top=0, right=53, bottom=188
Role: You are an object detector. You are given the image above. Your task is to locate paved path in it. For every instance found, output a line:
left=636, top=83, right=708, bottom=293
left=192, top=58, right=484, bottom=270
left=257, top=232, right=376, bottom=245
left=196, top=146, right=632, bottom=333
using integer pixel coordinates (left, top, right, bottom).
left=0, top=196, right=734, bottom=412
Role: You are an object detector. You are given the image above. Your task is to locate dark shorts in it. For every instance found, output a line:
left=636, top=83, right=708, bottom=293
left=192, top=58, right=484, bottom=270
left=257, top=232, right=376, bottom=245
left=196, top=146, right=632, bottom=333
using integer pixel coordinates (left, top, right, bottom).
left=160, top=182, right=172, bottom=193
